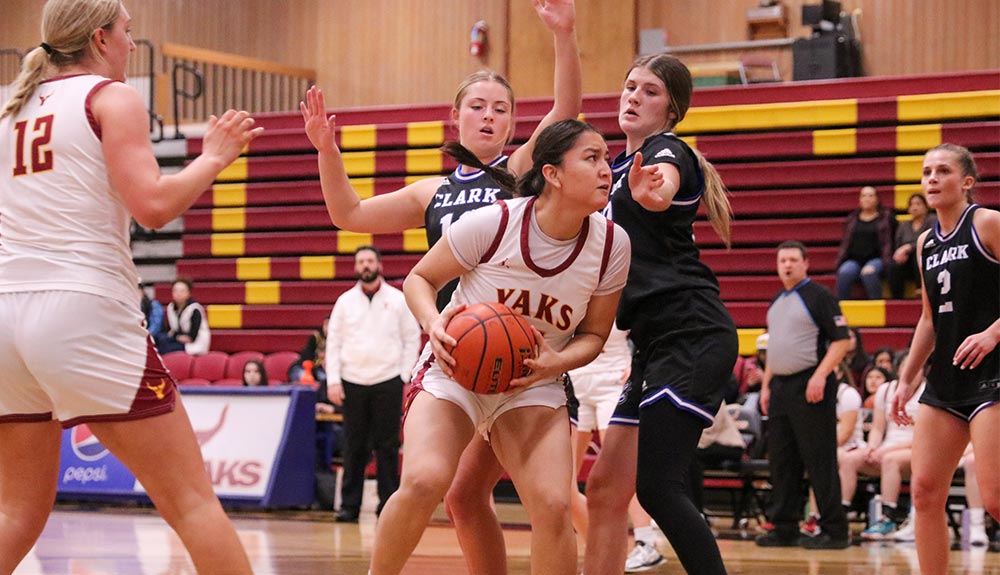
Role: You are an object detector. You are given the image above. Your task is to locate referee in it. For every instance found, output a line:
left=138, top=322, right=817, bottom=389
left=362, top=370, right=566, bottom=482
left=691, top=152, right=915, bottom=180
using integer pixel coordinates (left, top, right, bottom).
left=757, top=241, right=851, bottom=549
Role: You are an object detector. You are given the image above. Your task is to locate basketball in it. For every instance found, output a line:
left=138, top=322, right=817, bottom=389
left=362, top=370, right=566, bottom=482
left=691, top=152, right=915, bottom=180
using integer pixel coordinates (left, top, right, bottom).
left=445, top=302, right=536, bottom=394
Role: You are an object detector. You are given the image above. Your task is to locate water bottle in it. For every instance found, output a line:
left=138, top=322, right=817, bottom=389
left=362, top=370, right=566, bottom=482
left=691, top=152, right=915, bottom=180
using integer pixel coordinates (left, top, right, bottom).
left=868, top=495, right=882, bottom=528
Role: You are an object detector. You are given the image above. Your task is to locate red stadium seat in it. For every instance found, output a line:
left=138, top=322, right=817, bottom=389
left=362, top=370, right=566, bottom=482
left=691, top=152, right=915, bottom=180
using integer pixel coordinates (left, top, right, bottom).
left=212, top=378, right=244, bottom=387
left=190, top=351, right=229, bottom=382
left=161, top=351, right=194, bottom=381
left=264, top=351, right=300, bottom=384
left=225, top=351, right=265, bottom=380
left=179, top=378, right=211, bottom=387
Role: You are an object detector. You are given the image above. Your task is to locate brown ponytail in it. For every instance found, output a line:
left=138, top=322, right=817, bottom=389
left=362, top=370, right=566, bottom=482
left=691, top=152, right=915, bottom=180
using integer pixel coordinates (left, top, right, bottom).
left=693, top=148, right=733, bottom=248
left=441, top=141, right=516, bottom=198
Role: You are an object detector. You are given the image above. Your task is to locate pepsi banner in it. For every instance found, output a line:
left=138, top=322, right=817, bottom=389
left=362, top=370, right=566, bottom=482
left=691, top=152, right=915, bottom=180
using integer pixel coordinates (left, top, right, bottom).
left=57, top=386, right=317, bottom=507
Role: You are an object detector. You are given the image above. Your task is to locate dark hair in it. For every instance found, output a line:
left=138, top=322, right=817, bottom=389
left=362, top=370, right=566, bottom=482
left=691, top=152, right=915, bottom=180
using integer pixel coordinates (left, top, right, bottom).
left=355, top=245, right=381, bottom=260
left=242, top=359, right=268, bottom=387
left=626, top=53, right=732, bottom=247
left=172, top=277, right=193, bottom=292
left=441, top=141, right=516, bottom=197
left=777, top=240, right=808, bottom=259
left=866, top=365, right=894, bottom=384
left=515, top=119, right=602, bottom=198
left=927, top=143, right=978, bottom=202
left=907, top=192, right=929, bottom=210
left=873, top=347, right=895, bottom=363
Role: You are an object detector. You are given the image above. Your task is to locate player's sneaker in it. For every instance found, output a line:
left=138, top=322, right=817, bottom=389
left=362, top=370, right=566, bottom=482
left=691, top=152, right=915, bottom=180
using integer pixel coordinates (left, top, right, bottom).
left=891, top=516, right=915, bottom=542
left=624, top=541, right=667, bottom=572
left=861, top=516, right=897, bottom=540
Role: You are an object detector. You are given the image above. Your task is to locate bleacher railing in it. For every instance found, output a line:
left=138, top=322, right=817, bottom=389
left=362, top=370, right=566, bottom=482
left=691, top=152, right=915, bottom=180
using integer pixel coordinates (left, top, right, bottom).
left=161, top=43, right=315, bottom=129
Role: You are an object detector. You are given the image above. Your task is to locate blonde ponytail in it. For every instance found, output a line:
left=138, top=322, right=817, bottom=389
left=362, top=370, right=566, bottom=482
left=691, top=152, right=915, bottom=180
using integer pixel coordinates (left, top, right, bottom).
left=1, top=48, right=50, bottom=120
left=694, top=148, right=733, bottom=248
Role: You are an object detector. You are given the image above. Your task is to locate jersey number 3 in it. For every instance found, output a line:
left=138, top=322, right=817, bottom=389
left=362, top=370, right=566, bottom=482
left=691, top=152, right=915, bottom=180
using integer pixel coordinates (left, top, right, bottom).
left=12, top=115, right=55, bottom=177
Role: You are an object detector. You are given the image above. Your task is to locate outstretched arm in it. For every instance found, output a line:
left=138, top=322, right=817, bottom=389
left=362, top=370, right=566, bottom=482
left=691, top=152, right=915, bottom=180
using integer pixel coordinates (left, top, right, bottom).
left=301, top=86, right=436, bottom=232
left=507, top=0, right=581, bottom=176
left=97, top=83, right=263, bottom=229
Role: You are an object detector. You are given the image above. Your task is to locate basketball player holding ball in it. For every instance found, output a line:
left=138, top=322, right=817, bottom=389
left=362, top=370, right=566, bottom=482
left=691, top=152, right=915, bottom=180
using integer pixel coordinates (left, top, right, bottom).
left=368, top=120, right=652, bottom=575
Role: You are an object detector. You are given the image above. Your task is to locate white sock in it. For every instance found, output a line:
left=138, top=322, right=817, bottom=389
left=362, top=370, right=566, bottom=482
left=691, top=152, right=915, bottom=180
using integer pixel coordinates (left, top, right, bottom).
left=634, top=525, right=657, bottom=546
left=970, top=508, right=986, bottom=525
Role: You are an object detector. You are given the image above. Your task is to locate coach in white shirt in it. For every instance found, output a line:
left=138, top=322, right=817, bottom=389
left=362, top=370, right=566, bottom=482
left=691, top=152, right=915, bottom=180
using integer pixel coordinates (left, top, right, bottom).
left=326, top=246, right=420, bottom=522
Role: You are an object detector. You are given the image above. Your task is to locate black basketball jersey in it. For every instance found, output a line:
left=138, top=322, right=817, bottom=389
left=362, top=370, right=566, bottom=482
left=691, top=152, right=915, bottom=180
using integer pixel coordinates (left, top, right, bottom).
left=921, top=204, right=1000, bottom=406
left=607, top=133, right=721, bottom=330
left=424, top=156, right=513, bottom=310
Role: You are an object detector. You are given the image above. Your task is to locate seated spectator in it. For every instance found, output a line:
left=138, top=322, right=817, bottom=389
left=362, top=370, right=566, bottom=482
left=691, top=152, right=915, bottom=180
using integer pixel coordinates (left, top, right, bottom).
left=835, top=186, right=897, bottom=300
left=844, top=327, right=871, bottom=385
left=839, top=377, right=925, bottom=539
left=289, top=318, right=328, bottom=384
left=887, top=193, right=936, bottom=299
left=139, top=280, right=163, bottom=336
left=737, top=333, right=767, bottom=396
left=155, top=278, right=210, bottom=355
left=861, top=366, right=893, bottom=410
left=242, top=359, right=268, bottom=387
left=687, top=402, right=746, bottom=520
left=871, top=347, right=895, bottom=373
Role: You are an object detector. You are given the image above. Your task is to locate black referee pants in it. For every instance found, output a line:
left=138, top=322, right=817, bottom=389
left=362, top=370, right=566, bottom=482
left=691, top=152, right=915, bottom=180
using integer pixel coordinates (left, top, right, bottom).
left=339, top=376, right=403, bottom=515
left=766, top=369, right=848, bottom=539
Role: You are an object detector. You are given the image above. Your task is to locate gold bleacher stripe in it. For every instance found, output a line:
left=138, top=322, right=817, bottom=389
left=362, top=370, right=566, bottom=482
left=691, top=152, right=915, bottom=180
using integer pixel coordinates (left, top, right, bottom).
left=212, top=183, right=247, bottom=207
left=211, top=207, right=246, bottom=231
left=679, top=99, right=858, bottom=133
left=406, top=149, right=443, bottom=174
left=897, top=90, right=1000, bottom=122
left=337, top=231, right=374, bottom=254
left=737, top=328, right=766, bottom=357
left=217, top=157, right=248, bottom=182
left=403, top=229, right=429, bottom=252
left=407, top=121, right=444, bottom=147
left=236, top=257, right=271, bottom=280
left=405, top=175, right=427, bottom=186
left=895, top=155, right=924, bottom=183
left=896, top=124, right=941, bottom=152
left=300, top=256, right=336, bottom=279
left=680, top=135, right=697, bottom=149
left=894, top=184, right=922, bottom=210
left=349, top=177, right=375, bottom=199
left=245, top=281, right=281, bottom=304
left=341, top=125, right=377, bottom=150
left=841, top=301, right=886, bottom=327
left=207, top=305, right=242, bottom=329
left=211, top=233, right=245, bottom=256
left=813, top=128, right=857, bottom=155
left=342, top=151, right=376, bottom=176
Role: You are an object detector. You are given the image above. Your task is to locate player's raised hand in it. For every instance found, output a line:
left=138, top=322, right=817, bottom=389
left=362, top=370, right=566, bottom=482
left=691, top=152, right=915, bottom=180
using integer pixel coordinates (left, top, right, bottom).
left=628, top=152, right=669, bottom=211
left=202, top=109, right=263, bottom=167
left=300, top=85, right=337, bottom=153
left=532, top=0, right=576, bottom=34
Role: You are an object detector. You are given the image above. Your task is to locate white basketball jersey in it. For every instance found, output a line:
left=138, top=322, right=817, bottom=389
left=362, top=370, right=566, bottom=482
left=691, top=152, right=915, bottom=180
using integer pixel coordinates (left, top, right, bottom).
left=0, top=75, right=139, bottom=307
left=447, top=197, right=630, bottom=364
left=569, top=324, right=631, bottom=377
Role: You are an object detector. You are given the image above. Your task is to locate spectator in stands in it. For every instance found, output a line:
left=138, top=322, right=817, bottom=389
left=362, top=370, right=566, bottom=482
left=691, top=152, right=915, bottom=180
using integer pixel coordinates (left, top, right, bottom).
left=241, top=359, right=268, bottom=387
left=326, top=246, right=420, bottom=524
left=738, top=333, right=768, bottom=396
left=835, top=186, right=897, bottom=300
left=0, top=1, right=261, bottom=571
left=839, top=377, right=924, bottom=539
left=138, top=280, right=163, bottom=336
left=371, top=120, right=630, bottom=575
left=757, top=241, right=851, bottom=550
left=872, top=347, right=896, bottom=373
left=861, top=366, right=892, bottom=410
left=887, top=193, right=936, bottom=299
left=303, top=3, right=581, bottom=572
left=891, top=144, right=999, bottom=575
left=155, top=278, right=210, bottom=356
left=583, top=54, right=738, bottom=575
left=288, top=318, right=328, bottom=384
left=844, top=327, right=871, bottom=385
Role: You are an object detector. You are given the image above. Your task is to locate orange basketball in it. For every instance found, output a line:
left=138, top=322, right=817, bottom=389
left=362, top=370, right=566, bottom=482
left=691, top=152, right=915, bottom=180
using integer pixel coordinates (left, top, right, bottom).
left=445, top=302, right=536, bottom=394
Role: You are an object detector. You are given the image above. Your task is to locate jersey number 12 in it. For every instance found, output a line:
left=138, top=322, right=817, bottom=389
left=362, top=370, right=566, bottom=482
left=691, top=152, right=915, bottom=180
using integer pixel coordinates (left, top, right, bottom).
left=12, top=115, right=55, bottom=177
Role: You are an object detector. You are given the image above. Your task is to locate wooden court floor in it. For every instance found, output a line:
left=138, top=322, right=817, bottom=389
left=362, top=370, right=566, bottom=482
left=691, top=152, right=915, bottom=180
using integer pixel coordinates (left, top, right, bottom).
left=14, top=505, right=999, bottom=574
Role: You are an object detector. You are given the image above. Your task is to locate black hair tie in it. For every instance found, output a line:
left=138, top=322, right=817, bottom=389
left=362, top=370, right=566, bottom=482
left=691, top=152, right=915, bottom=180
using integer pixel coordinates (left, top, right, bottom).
left=40, top=42, right=54, bottom=55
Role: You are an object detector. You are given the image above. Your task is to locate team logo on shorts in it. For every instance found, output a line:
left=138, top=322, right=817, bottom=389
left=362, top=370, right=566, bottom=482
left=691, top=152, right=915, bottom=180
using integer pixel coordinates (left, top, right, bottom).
left=618, top=380, right=631, bottom=405
left=145, top=378, right=168, bottom=400
left=70, top=424, right=110, bottom=462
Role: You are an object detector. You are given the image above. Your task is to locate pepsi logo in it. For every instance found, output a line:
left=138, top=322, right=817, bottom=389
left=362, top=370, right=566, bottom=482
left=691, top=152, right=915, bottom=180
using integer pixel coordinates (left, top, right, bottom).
left=70, top=425, right=109, bottom=462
